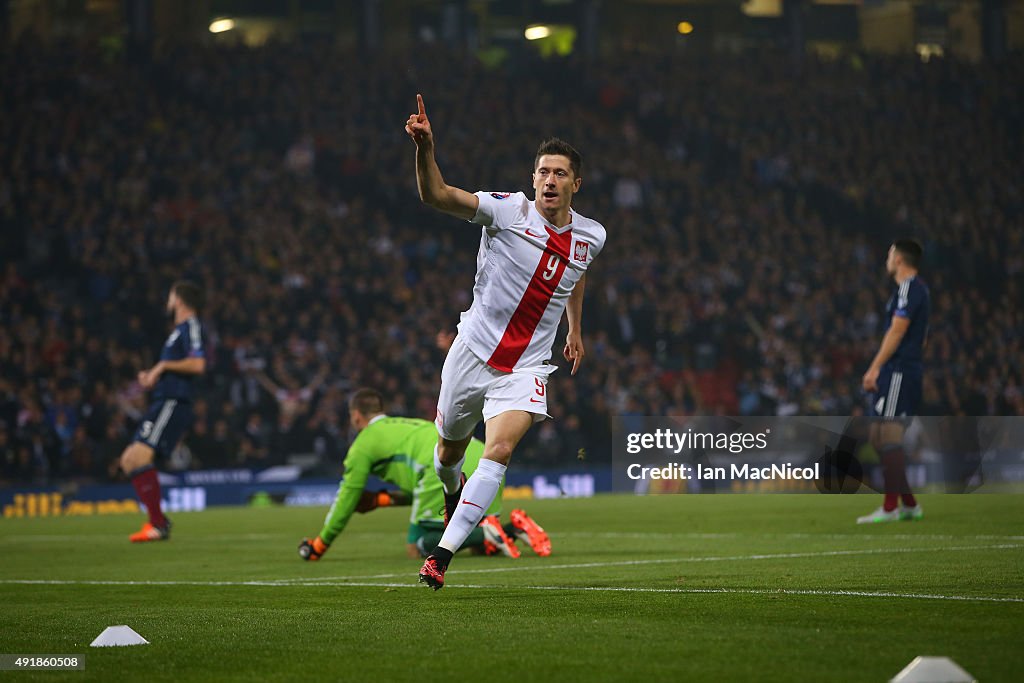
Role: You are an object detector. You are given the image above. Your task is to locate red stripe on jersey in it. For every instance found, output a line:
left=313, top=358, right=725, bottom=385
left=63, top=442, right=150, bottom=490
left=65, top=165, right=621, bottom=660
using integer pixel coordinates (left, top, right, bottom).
left=487, top=227, right=573, bottom=372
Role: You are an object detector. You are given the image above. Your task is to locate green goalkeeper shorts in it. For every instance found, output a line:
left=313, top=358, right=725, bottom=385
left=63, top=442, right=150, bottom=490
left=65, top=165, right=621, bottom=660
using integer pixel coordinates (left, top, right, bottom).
left=407, top=520, right=445, bottom=544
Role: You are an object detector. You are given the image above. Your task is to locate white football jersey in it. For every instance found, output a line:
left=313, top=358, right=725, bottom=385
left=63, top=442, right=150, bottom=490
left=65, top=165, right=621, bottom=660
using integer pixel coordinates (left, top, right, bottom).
left=455, top=191, right=606, bottom=372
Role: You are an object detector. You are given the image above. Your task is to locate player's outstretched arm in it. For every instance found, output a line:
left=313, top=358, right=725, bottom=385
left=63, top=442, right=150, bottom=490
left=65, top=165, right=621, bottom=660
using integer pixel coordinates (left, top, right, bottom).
left=298, top=479, right=363, bottom=561
left=405, top=94, right=479, bottom=221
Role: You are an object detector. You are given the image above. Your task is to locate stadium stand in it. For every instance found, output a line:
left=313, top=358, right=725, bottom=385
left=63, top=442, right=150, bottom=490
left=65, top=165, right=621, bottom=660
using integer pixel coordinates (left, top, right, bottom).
left=1, top=37, right=1021, bottom=484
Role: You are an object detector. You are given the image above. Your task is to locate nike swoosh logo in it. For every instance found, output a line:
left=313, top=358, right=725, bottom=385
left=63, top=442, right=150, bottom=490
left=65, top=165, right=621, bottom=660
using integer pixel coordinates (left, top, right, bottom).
left=461, top=500, right=483, bottom=510
left=525, top=229, right=546, bottom=238
left=529, top=398, right=544, bottom=403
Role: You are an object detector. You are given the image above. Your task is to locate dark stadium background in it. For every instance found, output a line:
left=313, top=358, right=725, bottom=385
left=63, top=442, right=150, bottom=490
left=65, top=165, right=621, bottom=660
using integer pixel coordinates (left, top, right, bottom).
left=2, top=8, right=1023, bottom=681
left=1, top=0, right=1021, bottom=491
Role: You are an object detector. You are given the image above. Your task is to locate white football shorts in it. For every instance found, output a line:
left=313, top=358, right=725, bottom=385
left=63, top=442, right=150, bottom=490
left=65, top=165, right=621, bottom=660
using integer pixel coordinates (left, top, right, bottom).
left=435, top=335, right=554, bottom=441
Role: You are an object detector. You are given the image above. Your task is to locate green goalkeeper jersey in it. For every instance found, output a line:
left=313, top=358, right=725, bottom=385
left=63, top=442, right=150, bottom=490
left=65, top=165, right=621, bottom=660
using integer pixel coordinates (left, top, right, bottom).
left=317, top=416, right=501, bottom=545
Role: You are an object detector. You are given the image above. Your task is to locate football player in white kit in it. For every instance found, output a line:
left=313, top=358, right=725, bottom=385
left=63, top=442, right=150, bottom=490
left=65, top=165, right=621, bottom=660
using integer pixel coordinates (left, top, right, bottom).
left=405, top=94, right=606, bottom=589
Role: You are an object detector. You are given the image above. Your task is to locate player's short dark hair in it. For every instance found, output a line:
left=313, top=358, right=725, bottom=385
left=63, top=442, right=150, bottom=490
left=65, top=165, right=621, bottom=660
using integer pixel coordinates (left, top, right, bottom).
left=535, top=138, right=582, bottom=179
left=892, top=239, right=923, bottom=269
left=172, top=280, right=204, bottom=312
left=349, top=388, right=385, bottom=416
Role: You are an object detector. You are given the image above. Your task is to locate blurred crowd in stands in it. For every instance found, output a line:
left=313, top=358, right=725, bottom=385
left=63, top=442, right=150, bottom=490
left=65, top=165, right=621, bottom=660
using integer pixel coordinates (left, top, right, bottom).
left=1, top=36, right=1021, bottom=485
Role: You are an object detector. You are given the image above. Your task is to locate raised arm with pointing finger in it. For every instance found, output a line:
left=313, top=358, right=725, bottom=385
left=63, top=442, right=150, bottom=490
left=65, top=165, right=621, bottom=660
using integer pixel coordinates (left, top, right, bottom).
left=405, top=93, right=479, bottom=220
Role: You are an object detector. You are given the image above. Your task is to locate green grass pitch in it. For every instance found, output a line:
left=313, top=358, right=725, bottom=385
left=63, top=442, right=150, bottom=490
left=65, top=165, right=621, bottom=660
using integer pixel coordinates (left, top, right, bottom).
left=1, top=494, right=1023, bottom=682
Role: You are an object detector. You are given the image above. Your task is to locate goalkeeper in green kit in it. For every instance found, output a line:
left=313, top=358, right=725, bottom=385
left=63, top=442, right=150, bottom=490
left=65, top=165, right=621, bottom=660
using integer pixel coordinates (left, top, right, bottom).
left=298, top=388, right=552, bottom=561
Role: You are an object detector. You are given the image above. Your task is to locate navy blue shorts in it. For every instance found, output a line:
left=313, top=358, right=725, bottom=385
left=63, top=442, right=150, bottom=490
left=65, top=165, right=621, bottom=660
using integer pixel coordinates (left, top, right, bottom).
left=870, top=366, right=922, bottom=419
left=133, top=399, right=194, bottom=457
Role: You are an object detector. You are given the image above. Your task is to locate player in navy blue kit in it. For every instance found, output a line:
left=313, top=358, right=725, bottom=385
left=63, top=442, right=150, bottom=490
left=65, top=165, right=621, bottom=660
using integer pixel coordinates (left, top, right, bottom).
left=858, top=240, right=930, bottom=524
left=120, top=281, right=207, bottom=542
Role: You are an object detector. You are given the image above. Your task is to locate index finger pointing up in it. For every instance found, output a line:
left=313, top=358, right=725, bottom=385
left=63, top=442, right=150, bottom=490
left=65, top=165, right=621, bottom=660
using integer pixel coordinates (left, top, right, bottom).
left=416, top=93, right=426, bottom=119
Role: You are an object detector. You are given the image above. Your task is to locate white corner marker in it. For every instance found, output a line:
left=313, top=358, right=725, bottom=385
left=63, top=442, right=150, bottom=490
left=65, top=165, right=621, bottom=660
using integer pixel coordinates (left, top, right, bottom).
left=90, top=625, right=150, bottom=647
left=890, top=656, right=976, bottom=683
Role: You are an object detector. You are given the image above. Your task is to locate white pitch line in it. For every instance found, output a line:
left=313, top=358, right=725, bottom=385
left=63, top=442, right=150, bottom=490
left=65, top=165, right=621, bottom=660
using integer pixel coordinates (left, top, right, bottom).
left=0, top=578, right=1021, bottom=603
left=776, top=532, right=1024, bottom=542
left=482, top=585, right=1024, bottom=603
left=556, top=531, right=1024, bottom=542
left=1, top=543, right=1018, bottom=588
left=554, top=532, right=739, bottom=540
left=273, top=543, right=1024, bottom=583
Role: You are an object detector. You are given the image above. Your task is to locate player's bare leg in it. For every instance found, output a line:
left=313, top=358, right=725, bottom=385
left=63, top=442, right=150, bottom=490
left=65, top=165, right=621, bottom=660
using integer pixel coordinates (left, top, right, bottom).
left=420, top=410, right=534, bottom=589
left=119, top=441, right=154, bottom=473
left=480, top=410, right=534, bottom=465
left=435, top=434, right=471, bottom=525
left=858, top=421, right=920, bottom=524
left=120, top=442, right=171, bottom=541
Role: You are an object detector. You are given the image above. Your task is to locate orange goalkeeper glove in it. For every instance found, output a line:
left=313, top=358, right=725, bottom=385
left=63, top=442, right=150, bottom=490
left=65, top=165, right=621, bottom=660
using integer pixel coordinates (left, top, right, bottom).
left=355, top=489, right=398, bottom=513
left=298, top=536, right=329, bottom=561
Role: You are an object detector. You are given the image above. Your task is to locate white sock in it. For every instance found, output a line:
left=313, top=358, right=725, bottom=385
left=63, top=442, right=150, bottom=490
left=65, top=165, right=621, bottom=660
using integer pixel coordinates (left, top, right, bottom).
left=437, top=458, right=506, bottom=553
left=434, top=444, right=466, bottom=495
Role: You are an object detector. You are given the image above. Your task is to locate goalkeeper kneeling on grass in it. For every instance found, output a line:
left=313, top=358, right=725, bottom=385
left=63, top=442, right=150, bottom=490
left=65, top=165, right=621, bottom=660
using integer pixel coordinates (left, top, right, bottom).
left=298, top=388, right=551, bottom=562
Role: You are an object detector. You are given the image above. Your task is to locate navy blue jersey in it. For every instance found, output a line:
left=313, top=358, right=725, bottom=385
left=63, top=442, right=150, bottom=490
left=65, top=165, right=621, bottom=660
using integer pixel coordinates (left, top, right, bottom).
left=154, top=317, right=205, bottom=402
left=883, top=275, right=929, bottom=368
